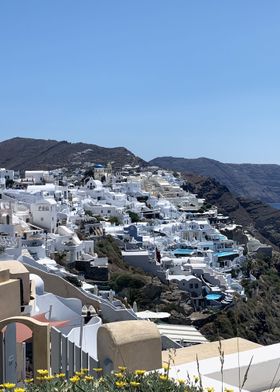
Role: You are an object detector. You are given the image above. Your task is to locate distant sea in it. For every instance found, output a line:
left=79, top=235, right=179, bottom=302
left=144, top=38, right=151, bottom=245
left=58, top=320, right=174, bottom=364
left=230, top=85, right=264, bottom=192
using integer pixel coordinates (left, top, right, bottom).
left=269, top=203, right=280, bottom=210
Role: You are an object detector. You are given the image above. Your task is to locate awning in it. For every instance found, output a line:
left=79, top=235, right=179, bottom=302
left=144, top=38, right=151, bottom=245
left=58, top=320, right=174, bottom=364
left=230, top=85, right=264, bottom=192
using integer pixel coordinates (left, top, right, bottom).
left=136, top=310, right=170, bottom=319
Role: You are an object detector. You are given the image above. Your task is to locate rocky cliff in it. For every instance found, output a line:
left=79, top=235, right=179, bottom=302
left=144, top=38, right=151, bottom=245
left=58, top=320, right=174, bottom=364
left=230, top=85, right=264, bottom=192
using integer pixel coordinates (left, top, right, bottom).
left=183, top=173, right=280, bottom=250
left=150, top=156, right=280, bottom=203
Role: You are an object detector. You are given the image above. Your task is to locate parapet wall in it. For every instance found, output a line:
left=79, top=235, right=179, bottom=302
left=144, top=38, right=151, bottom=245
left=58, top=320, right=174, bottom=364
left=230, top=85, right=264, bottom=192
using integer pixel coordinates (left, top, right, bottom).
left=24, top=264, right=100, bottom=310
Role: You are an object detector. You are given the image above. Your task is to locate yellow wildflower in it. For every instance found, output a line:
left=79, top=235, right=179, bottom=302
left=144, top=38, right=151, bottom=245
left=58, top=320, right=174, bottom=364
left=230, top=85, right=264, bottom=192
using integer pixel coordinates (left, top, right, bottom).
left=163, top=363, right=170, bottom=371
left=130, top=381, right=141, bottom=387
left=194, top=375, right=200, bottom=383
left=70, top=376, right=80, bottom=383
left=206, top=387, right=215, bottom=392
left=14, top=389, right=26, bottom=392
left=75, top=371, right=83, bottom=377
left=115, top=372, right=124, bottom=378
left=82, top=368, right=89, bottom=372
left=37, top=369, right=49, bottom=376
left=85, top=376, right=94, bottom=381
left=178, top=378, right=185, bottom=384
left=115, top=381, right=126, bottom=388
left=36, top=377, right=44, bottom=381
left=24, top=378, right=33, bottom=383
left=93, top=367, right=103, bottom=372
left=134, top=369, right=146, bottom=376
left=118, top=366, right=127, bottom=372
left=160, top=374, right=168, bottom=381
left=224, top=389, right=234, bottom=392
left=56, top=373, right=65, bottom=378
left=43, top=375, right=54, bottom=381
left=2, top=384, right=16, bottom=390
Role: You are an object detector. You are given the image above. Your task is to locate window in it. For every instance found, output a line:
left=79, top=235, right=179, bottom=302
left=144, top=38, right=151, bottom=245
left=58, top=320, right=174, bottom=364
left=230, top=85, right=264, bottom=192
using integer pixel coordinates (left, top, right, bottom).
left=190, top=283, right=193, bottom=289
left=195, top=283, right=199, bottom=289
left=41, top=217, right=44, bottom=221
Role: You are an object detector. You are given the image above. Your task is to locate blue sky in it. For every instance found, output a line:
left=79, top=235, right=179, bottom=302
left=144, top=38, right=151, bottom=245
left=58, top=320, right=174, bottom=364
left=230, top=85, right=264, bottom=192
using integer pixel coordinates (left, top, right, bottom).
left=0, top=1, right=280, bottom=163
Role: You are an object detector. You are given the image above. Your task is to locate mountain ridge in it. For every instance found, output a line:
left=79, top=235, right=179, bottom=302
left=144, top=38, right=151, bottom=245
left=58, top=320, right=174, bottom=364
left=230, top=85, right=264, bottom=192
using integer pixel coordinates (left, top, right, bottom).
left=149, top=156, right=280, bottom=203
left=0, top=137, right=146, bottom=170
left=2, top=137, right=280, bottom=203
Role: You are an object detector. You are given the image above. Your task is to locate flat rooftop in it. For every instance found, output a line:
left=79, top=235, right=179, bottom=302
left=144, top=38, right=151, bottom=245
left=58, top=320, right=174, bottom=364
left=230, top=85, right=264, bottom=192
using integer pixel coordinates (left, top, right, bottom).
left=162, top=337, right=261, bottom=366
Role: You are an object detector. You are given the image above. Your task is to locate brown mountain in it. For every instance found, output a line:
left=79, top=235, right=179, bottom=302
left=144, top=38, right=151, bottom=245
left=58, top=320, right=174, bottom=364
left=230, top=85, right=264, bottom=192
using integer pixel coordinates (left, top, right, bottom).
left=149, top=156, right=280, bottom=203
left=0, top=137, right=145, bottom=170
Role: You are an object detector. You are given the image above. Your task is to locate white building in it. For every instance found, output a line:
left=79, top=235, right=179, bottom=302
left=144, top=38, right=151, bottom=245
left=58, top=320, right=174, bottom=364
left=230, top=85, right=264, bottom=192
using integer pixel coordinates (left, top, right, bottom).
left=0, top=168, right=14, bottom=182
left=30, top=198, right=57, bottom=233
left=25, top=170, right=53, bottom=184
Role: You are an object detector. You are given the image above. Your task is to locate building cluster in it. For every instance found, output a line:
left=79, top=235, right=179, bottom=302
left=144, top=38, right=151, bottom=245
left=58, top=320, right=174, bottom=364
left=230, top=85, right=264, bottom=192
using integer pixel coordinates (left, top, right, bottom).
left=0, top=163, right=274, bottom=390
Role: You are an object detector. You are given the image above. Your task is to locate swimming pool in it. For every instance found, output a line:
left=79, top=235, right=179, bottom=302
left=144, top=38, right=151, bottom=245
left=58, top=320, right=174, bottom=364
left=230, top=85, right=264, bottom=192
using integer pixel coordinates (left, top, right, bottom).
left=215, top=251, right=239, bottom=258
left=206, top=293, right=222, bottom=301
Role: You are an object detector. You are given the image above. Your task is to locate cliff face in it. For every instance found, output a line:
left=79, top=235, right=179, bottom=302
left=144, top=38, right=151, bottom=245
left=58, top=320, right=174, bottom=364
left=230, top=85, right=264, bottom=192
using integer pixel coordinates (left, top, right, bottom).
left=150, top=156, right=280, bottom=203
left=0, top=137, right=145, bottom=170
left=183, top=174, right=280, bottom=250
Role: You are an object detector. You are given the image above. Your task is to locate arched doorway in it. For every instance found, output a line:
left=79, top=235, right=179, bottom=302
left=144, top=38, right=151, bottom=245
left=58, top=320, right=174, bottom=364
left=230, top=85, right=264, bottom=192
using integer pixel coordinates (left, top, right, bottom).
left=0, top=316, right=50, bottom=383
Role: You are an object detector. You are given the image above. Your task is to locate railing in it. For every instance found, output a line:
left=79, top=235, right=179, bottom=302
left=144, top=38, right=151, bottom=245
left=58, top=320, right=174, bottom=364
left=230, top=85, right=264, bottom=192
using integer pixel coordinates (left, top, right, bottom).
left=0, top=236, right=18, bottom=247
left=0, top=325, right=99, bottom=384
left=51, top=327, right=99, bottom=377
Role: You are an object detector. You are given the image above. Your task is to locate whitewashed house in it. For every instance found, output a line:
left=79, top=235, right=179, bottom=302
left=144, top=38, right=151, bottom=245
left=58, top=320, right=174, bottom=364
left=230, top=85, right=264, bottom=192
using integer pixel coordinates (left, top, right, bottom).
left=30, top=198, right=57, bottom=233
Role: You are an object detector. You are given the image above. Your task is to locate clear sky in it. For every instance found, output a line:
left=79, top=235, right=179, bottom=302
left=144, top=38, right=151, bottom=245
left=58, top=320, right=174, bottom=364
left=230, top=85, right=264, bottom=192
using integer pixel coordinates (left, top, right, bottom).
left=0, top=1, right=280, bottom=163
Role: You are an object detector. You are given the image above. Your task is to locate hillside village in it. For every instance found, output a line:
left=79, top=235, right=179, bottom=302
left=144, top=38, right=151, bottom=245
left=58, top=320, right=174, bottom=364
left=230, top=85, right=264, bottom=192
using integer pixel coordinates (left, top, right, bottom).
left=1, top=161, right=278, bottom=390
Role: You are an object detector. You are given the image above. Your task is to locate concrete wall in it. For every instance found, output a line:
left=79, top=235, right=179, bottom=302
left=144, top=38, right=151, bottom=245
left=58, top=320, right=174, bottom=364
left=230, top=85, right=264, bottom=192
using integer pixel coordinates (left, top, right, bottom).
left=0, top=277, right=21, bottom=319
left=0, top=261, right=30, bottom=305
left=167, top=341, right=280, bottom=392
left=24, top=264, right=101, bottom=310
left=97, top=320, right=162, bottom=372
left=34, top=293, right=81, bottom=322
left=101, top=300, right=137, bottom=323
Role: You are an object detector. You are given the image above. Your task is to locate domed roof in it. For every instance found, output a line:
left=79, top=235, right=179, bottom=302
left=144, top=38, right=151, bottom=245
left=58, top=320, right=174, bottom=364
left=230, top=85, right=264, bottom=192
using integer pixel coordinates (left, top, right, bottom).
left=30, top=273, right=45, bottom=295
left=94, top=163, right=104, bottom=168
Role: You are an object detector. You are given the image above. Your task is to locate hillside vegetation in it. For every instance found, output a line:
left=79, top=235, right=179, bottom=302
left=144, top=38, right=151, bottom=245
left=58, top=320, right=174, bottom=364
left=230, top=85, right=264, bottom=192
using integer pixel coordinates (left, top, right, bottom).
left=199, top=253, right=280, bottom=345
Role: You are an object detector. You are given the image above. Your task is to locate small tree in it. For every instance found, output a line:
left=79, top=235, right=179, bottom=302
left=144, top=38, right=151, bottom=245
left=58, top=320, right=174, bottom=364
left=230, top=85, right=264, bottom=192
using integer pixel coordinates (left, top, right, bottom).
left=127, top=210, right=140, bottom=223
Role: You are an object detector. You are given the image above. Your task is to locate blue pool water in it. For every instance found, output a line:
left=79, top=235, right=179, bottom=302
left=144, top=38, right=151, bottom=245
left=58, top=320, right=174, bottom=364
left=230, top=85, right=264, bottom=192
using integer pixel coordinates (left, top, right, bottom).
left=215, top=251, right=239, bottom=258
left=206, top=293, right=222, bottom=301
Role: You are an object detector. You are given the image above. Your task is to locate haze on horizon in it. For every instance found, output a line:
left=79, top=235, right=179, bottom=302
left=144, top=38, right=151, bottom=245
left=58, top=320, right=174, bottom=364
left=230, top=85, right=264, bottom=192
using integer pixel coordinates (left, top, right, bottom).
left=1, top=1, right=280, bottom=164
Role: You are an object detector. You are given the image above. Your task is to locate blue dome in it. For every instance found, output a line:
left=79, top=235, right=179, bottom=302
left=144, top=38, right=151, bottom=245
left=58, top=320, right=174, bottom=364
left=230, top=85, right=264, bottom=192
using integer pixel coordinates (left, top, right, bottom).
left=94, top=163, right=104, bottom=168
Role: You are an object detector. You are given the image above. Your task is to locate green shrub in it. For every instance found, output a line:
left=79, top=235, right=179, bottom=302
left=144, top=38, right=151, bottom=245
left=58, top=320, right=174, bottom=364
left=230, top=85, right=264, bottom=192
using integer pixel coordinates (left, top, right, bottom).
left=127, top=210, right=141, bottom=223
left=111, top=273, right=146, bottom=292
